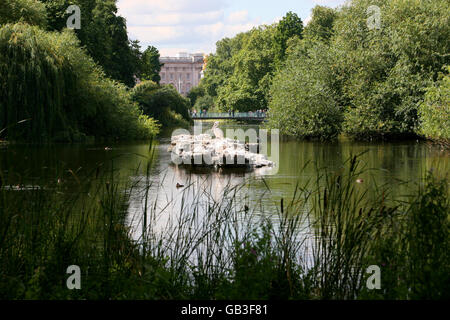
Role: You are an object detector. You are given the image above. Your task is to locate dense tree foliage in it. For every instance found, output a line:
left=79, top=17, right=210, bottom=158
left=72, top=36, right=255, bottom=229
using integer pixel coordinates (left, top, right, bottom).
left=130, top=82, right=191, bottom=128
left=200, top=11, right=305, bottom=113
left=336, top=0, right=449, bottom=140
left=201, top=35, right=244, bottom=101
left=202, top=0, right=448, bottom=142
left=273, top=11, right=303, bottom=64
left=40, top=0, right=141, bottom=87
left=0, top=7, right=159, bottom=142
left=269, top=41, right=342, bottom=140
left=187, top=85, right=206, bottom=107
left=202, top=27, right=275, bottom=112
left=216, top=26, right=277, bottom=112
left=418, top=66, right=450, bottom=144
left=269, top=0, right=449, bottom=141
left=0, top=0, right=47, bottom=27
left=194, top=95, right=214, bottom=112
left=139, top=46, right=163, bottom=84
left=303, top=5, right=337, bottom=42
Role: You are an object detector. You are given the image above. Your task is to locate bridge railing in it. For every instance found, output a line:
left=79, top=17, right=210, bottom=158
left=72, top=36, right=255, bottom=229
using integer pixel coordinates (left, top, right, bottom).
left=191, top=112, right=267, bottom=119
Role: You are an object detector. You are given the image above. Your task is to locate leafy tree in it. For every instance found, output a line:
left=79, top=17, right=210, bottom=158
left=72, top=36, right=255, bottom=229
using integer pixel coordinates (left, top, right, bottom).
left=140, top=46, right=163, bottom=83
left=269, top=0, right=449, bottom=141
left=418, top=66, right=450, bottom=144
left=194, top=95, right=214, bottom=112
left=274, top=11, right=303, bottom=63
left=303, top=6, right=337, bottom=42
left=202, top=35, right=244, bottom=98
left=39, top=0, right=72, bottom=30
left=202, top=13, right=304, bottom=113
left=269, top=41, right=342, bottom=140
left=0, top=0, right=47, bottom=27
left=0, top=23, right=158, bottom=142
left=185, top=1, right=450, bottom=143
left=40, top=0, right=140, bottom=87
left=214, top=26, right=277, bottom=112
left=187, top=85, right=206, bottom=107
left=335, top=0, right=450, bottom=140
left=131, top=82, right=191, bottom=128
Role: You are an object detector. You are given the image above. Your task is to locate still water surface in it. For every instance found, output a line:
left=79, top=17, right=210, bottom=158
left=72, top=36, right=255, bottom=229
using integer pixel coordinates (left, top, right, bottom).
left=1, top=122, right=448, bottom=238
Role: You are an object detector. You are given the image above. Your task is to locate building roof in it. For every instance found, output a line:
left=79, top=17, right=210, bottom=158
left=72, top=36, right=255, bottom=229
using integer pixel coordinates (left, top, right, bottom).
left=160, top=53, right=205, bottom=64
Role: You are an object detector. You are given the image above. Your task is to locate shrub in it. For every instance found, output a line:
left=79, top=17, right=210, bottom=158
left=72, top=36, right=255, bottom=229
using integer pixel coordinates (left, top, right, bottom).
left=268, top=41, right=342, bottom=140
left=131, top=81, right=191, bottom=128
left=418, top=66, right=450, bottom=144
left=193, top=95, right=214, bottom=111
left=336, top=0, right=449, bottom=140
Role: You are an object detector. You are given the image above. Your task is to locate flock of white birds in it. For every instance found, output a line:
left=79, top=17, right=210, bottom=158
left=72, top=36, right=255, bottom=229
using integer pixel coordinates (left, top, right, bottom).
left=169, top=122, right=274, bottom=169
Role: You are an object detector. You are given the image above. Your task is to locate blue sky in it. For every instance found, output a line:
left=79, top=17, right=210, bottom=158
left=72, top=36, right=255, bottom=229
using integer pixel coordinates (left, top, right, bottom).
left=117, top=0, right=347, bottom=56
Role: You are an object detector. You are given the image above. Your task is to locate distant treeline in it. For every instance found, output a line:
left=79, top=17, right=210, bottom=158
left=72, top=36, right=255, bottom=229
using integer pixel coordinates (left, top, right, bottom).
left=197, top=0, right=449, bottom=143
left=0, top=0, right=191, bottom=142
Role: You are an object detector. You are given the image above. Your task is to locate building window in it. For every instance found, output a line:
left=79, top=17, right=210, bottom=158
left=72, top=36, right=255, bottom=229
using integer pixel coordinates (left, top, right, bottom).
left=186, top=73, right=190, bottom=80
left=161, top=73, right=165, bottom=80
left=170, top=73, right=173, bottom=80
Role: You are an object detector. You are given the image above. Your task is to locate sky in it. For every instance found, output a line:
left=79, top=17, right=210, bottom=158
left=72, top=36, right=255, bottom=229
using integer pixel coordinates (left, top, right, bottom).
left=117, top=0, right=348, bottom=57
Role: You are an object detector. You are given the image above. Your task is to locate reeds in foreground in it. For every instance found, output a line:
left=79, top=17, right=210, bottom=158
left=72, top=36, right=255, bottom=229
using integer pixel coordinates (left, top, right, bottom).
left=0, top=154, right=448, bottom=300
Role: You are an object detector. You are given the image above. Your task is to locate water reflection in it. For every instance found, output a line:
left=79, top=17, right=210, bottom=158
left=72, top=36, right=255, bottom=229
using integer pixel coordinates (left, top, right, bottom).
left=0, top=123, right=448, bottom=242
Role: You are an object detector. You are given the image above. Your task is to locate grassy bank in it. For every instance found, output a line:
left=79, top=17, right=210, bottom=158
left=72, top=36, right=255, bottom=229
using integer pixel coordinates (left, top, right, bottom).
left=0, top=155, right=448, bottom=300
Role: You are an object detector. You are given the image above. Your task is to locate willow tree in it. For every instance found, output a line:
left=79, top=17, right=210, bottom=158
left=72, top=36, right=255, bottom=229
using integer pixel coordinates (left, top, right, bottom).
left=0, top=24, right=75, bottom=141
left=0, top=23, right=158, bottom=142
left=0, top=0, right=47, bottom=27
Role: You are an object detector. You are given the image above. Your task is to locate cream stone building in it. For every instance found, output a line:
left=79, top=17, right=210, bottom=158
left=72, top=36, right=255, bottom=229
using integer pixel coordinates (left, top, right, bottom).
left=159, top=52, right=205, bottom=96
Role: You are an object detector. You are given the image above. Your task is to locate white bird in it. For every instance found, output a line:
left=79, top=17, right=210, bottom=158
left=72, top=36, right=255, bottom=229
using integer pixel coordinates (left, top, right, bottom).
left=212, top=121, right=224, bottom=140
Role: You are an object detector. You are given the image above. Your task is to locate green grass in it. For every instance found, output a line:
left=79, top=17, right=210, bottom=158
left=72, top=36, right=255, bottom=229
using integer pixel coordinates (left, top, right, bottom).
left=0, top=154, right=448, bottom=300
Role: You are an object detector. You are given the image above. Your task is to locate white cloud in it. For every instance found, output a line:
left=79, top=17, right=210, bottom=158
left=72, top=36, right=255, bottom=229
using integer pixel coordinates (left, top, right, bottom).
left=271, top=16, right=282, bottom=24
left=128, top=26, right=180, bottom=43
left=124, top=11, right=225, bottom=27
left=312, top=0, right=347, bottom=4
left=159, top=48, right=190, bottom=57
left=227, top=10, right=249, bottom=24
left=195, top=21, right=258, bottom=40
left=117, top=0, right=259, bottom=55
left=303, top=15, right=312, bottom=26
left=118, top=0, right=226, bottom=14
left=117, top=0, right=348, bottom=55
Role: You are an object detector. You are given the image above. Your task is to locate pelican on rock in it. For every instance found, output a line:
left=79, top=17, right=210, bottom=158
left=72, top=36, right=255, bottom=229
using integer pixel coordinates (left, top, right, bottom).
left=212, top=121, right=224, bottom=140
left=169, top=125, right=274, bottom=169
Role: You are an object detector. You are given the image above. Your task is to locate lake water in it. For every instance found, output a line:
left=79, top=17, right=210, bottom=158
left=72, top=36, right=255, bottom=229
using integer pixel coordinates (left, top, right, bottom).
left=1, top=121, right=448, bottom=240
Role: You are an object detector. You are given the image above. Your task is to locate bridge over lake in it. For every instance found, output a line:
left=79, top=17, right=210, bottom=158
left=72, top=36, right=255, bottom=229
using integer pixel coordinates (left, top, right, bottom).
left=191, top=112, right=267, bottom=121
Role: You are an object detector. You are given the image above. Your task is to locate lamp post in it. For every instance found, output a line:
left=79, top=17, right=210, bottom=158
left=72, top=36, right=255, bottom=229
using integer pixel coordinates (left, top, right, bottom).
left=178, top=75, right=183, bottom=95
